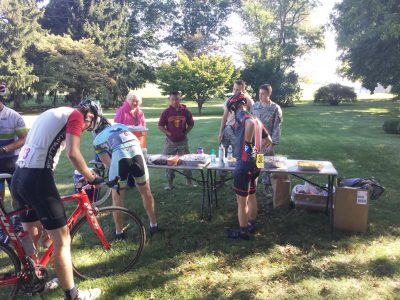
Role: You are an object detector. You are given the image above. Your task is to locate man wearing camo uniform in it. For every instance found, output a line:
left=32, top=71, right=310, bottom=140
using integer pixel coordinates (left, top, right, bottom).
left=251, top=84, right=283, bottom=194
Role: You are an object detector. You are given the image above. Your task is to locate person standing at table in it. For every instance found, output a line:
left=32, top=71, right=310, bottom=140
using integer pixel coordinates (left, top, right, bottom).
left=217, top=79, right=254, bottom=184
left=251, top=84, right=283, bottom=195
left=0, top=82, right=28, bottom=243
left=225, top=92, right=272, bottom=240
left=114, top=91, right=147, bottom=186
left=93, top=118, right=160, bottom=235
left=157, top=91, right=196, bottom=191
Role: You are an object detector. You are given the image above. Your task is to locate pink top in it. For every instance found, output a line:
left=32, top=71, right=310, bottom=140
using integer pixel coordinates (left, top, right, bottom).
left=114, top=100, right=146, bottom=127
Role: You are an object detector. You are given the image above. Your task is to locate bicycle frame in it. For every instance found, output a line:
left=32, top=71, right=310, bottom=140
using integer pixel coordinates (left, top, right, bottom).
left=0, top=186, right=111, bottom=288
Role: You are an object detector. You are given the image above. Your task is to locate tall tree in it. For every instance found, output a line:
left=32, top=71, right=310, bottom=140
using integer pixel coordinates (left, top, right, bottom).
left=0, top=0, right=43, bottom=109
left=42, top=0, right=169, bottom=103
left=165, top=0, right=238, bottom=58
left=157, top=52, right=235, bottom=114
left=331, top=0, right=400, bottom=95
left=240, top=0, right=323, bottom=72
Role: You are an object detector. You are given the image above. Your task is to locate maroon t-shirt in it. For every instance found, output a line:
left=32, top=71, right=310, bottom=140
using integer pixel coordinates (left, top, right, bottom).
left=158, top=104, right=194, bottom=142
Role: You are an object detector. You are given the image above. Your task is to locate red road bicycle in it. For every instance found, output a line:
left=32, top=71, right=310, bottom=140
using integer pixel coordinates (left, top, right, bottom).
left=0, top=173, right=146, bottom=299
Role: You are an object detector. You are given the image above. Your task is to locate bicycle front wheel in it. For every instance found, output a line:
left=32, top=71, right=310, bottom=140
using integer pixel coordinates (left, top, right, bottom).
left=70, top=206, right=146, bottom=279
left=92, top=185, right=112, bottom=206
left=0, top=242, right=21, bottom=299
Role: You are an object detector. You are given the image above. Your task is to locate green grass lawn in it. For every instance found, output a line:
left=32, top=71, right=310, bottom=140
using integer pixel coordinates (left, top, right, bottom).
left=6, top=96, right=400, bottom=299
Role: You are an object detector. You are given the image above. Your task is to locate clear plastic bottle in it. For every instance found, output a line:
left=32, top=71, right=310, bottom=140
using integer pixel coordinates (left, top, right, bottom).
left=210, top=148, right=216, bottom=165
left=227, top=145, right=233, bottom=160
left=19, top=231, right=36, bottom=256
left=218, top=144, right=225, bottom=167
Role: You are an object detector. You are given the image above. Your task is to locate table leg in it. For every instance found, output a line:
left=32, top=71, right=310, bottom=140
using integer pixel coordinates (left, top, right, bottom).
left=327, top=175, right=336, bottom=232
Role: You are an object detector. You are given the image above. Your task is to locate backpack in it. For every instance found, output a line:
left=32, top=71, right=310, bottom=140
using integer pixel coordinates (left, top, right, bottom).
left=339, top=178, right=385, bottom=200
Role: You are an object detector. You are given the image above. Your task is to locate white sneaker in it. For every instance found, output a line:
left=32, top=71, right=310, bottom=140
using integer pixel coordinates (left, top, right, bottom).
left=44, top=277, right=59, bottom=291
left=76, top=288, right=102, bottom=300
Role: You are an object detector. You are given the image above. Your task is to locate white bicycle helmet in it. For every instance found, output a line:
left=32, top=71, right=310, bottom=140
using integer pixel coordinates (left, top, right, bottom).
left=78, top=100, right=103, bottom=132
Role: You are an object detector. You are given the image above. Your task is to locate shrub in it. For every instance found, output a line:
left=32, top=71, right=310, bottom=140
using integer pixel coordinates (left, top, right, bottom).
left=314, top=83, right=357, bottom=105
left=383, top=119, right=400, bottom=134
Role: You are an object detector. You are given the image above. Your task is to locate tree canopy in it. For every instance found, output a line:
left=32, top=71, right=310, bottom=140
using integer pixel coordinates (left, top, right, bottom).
left=331, top=0, right=400, bottom=95
left=157, top=52, right=235, bottom=114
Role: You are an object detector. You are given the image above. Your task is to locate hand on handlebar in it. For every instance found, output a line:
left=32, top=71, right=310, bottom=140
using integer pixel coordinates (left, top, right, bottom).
left=88, top=175, right=104, bottom=186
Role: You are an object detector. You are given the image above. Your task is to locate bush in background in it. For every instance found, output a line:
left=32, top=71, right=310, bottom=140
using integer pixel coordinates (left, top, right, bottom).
left=383, top=119, right=400, bottom=134
left=314, top=83, right=357, bottom=105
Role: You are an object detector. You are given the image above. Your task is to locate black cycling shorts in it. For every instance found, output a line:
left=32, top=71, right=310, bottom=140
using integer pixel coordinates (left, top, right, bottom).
left=118, top=155, right=147, bottom=185
left=233, top=159, right=260, bottom=197
left=11, top=167, right=67, bottom=230
left=0, top=156, right=17, bottom=188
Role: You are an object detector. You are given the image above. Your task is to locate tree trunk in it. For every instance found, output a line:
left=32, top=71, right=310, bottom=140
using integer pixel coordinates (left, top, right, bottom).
left=197, top=102, right=203, bottom=115
left=13, top=91, right=22, bottom=110
left=53, top=91, right=57, bottom=107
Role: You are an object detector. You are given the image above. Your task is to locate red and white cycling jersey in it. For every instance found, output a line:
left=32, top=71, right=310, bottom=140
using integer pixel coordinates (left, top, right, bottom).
left=17, top=107, right=84, bottom=169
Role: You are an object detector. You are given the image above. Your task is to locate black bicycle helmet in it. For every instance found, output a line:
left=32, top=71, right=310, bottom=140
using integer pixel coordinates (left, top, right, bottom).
left=0, top=82, right=6, bottom=97
left=227, top=92, right=247, bottom=113
left=94, top=116, right=112, bottom=135
left=78, top=100, right=103, bottom=132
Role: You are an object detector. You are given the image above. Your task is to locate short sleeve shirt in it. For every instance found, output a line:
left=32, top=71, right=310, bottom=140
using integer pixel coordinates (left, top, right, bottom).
left=0, top=105, right=27, bottom=158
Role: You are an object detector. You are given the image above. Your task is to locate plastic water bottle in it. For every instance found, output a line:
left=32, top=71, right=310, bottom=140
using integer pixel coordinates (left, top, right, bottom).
left=218, top=144, right=225, bottom=167
left=19, top=231, right=36, bottom=256
left=210, top=149, right=216, bottom=165
left=227, top=145, right=233, bottom=160
left=197, top=146, right=204, bottom=154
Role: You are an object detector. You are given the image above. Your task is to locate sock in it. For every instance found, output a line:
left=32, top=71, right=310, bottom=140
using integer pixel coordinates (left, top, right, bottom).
left=64, top=286, right=78, bottom=300
left=240, top=227, right=248, bottom=235
left=150, top=223, right=158, bottom=228
left=248, top=219, right=255, bottom=226
left=115, top=230, right=123, bottom=235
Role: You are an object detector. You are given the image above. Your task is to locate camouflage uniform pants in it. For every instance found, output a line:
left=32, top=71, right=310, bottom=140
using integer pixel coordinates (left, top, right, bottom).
left=163, top=137, right=192, bottom=180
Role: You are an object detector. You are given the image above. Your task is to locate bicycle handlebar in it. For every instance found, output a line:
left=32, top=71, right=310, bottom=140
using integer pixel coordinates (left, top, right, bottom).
left=76, top=176, right=120, bottom=190
left=0, top=173, right=12, bottom=179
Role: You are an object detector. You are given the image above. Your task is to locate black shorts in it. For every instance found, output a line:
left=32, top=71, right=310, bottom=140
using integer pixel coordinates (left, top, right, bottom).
left=118, top=155, right=148, bottom=185
left=0, top=156, right=17, bottom=188
left=233, top=159, right=260, bottom=197
left=11, top=167, right=67, bottom=230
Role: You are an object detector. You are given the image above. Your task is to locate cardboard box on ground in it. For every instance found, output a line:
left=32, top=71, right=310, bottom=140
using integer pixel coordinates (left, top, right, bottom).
left=271, top=173, right=291, bottom=208
left=334, top=187, right=369, bottom=233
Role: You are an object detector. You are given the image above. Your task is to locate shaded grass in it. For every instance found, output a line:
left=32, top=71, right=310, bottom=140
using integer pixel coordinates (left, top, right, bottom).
left=4, top=97, right=400, bottom=299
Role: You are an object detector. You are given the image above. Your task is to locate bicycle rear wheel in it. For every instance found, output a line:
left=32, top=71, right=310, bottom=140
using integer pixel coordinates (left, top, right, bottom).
left=70, top=206, right=146, bottom=279
left=0, top=242, right=21, bottom=299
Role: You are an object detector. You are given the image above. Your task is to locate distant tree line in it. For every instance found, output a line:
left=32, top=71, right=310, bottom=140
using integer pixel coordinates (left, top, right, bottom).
left=0, top=0, right=327, bottom=112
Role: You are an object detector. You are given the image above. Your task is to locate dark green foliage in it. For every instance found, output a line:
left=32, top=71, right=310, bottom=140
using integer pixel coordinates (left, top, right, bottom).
left=331, top=0, right=400, bottom=96
left=382, top=119, right=400, bottom=134
left=241, top=59, right=301, bottom=107
left=157, top=52, right=235, bottom=114
left=0, top=0, right=43, bottom=109
left=314, top=83, right=357, bottom=106
left=165, top=0, right=237, bottom=57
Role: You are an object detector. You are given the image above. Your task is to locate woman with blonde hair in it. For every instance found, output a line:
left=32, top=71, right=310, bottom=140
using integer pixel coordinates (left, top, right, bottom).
left=114, top=91, right=146, bottom=128
left=114, top=91, right=148, bottom=187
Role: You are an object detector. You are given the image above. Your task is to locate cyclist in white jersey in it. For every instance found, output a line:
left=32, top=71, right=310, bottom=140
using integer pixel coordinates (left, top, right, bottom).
left=93, top=118, right=159, bottom=236
left=11, top=100, right=104, bottom=300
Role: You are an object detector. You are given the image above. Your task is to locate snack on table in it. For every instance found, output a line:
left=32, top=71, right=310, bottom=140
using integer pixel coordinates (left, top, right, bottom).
left=147, top=154, right=168, bottom=165
left=167, top=155, right=181, bottom=166
left=180, top=154, right=208, bottom=166
left=264, top=155, right=287, bottom=169
left=227, top=157, right=236, bottom=167
left=297, top=160, right=323, bottom=171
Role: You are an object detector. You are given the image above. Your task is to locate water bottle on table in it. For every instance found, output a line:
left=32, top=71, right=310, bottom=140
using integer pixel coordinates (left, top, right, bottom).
left=227, top=145, right=233, bottom=160
left=210, top=149, right=216, bottom=165
left=218, top=144, right=225, bottom=167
